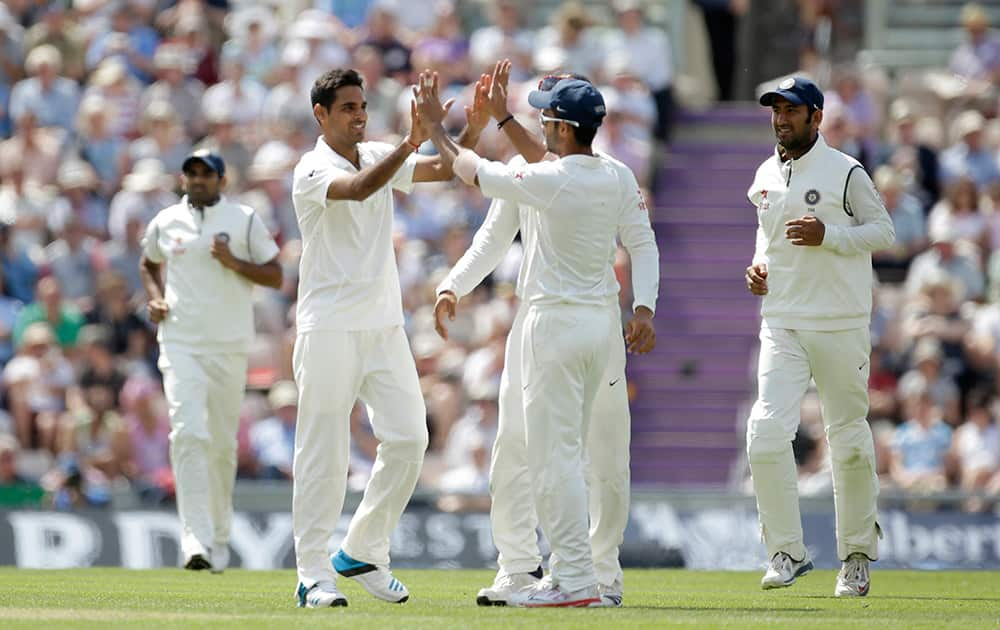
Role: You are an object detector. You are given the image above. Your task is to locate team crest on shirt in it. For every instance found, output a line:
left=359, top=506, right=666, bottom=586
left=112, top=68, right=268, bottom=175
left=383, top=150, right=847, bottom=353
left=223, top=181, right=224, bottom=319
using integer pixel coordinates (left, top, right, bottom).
left=804, top=189, right=821, bottom=205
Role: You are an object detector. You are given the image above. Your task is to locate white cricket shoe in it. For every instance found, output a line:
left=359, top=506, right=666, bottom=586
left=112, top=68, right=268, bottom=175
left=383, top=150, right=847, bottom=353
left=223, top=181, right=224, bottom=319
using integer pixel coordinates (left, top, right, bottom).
left=598, top=577, right=624, bottom=607
left=332, top=550, right=409, bottom=603
left=476, top=568, right=542, bottom=606
left=509, top=582, right=604, bottom=608
left=761, top=551, right=814, bottom=589
left=834, top=553, right=871, bottom=597
left=296, top=581, right=348, bottom=608
left=210, top=546, right=229, bottom=574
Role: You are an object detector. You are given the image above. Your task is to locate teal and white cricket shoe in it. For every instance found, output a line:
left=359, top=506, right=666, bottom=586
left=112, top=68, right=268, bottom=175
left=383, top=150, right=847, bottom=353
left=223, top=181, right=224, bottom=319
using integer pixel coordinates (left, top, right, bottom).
left=761, top=551, right=814, bottom=589
left=296, top=581, right=348, bottom=608
left=332, top=550, right=409, bottom=603
left=598, top=577, right=624, bottom=607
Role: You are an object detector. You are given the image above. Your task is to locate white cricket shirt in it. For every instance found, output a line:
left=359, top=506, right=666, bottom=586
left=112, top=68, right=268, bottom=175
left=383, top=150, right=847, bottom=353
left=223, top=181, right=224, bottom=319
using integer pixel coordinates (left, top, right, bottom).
left=142, top=195, right=280, bottom=354
left=438, top=154, right=659, bottom=314
left=473, top=152, right=655, bottom=310
left=291, top=138, right=417, bottom=332
left=748, top=134, right=895, bottom=331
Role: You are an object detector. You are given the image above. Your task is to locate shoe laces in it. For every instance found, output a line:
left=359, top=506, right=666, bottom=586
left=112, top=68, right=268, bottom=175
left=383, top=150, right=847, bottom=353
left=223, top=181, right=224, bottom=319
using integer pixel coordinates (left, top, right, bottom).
left=840, top=554, right=869, bottom=584
left=771, top=552, right=793, bottom=574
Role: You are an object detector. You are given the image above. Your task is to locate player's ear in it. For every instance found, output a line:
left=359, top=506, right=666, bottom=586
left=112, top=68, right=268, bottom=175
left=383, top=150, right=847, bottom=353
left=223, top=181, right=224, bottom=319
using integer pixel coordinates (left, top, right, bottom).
left=313, top=103, right=327, bottom=125
left=811, top=108, right=823, bottom=130
left=218, top=175, right=227, bottom=190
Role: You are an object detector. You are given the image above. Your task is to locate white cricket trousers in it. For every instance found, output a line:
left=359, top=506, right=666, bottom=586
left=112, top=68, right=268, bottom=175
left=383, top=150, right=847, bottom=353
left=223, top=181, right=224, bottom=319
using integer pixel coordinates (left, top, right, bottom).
left=747, top=326, right=880, bottom=562
left=158, top=345, right=247, bottom=562
left=292, top=327, right=428, bottom=587
left=520, top=303, right=615, bottom=593
left=491, top=304, right=630, bottom=587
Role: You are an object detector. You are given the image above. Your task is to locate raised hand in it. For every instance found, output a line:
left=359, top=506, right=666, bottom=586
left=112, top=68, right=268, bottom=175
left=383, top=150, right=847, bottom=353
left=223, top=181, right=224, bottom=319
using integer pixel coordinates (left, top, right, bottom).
left=464, top=73, right=492, bottom=132
left=487, top=59, right=512, bottom=121
left=413, top=69, right=455, bottom=127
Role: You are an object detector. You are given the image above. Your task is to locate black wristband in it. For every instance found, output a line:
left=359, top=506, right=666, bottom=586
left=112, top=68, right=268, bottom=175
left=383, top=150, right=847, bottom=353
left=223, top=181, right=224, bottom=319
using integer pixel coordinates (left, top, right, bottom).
left=496, top=114, right=514, bottom=130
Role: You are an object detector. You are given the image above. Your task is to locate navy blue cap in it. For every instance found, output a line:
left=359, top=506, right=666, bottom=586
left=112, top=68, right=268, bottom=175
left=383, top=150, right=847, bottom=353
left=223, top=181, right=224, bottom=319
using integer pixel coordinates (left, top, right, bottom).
left=759, top=77, right=824, bottom=111
left=528, top=79, right=607, bottom=129
left=182, top=150, right=226, bottom=177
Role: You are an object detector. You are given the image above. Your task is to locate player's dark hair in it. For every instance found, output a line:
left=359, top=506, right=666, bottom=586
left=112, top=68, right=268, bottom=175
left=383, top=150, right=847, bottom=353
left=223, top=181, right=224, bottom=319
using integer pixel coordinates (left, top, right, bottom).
left=571, top=124, right=599, bottom=146
left=311, top=69, right=365, bottom=111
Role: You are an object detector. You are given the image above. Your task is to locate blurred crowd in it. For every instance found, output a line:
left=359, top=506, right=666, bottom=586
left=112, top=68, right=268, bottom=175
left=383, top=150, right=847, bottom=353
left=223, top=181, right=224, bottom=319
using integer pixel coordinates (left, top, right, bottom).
left=785, top=3, right=1000, bottom=513
left=0, top=0, right=668, bottom=510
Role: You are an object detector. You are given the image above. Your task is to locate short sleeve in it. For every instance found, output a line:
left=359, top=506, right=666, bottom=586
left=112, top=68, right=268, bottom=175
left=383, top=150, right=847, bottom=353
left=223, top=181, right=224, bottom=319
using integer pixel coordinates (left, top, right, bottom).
left=141, top=216, right=164, bottom=263
left=247, top=211, right=280, bottom=263
left=389, top=152, right=418, bottom=195
left=476, top=159, right=565, bottom=208
left=292, top=158, right=345, bottom=216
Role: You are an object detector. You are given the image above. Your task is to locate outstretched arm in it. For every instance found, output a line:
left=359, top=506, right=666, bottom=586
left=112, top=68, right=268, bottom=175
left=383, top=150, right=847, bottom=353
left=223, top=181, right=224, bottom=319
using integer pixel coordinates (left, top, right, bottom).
left=414, top=70, right=483, bottom=187
left=486, top=59, right=548, bottom=164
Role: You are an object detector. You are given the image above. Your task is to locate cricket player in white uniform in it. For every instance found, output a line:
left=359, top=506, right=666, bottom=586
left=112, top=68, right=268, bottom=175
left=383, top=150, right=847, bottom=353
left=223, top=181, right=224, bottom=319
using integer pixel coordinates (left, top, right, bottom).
left=745, top=78, right=893, bottom=597
left=434, top=65, right=659, bottom=607
left=416, top=72, right=656, bottom=608
left=140, top=150, right=282, bottom=572
left=289, top=68, right=481, bottom=609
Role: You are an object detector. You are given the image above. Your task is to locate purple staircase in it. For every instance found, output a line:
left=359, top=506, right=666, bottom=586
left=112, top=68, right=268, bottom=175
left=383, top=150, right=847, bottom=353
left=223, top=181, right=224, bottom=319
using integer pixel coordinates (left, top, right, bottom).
left=628, top=105, right=774, bottom=487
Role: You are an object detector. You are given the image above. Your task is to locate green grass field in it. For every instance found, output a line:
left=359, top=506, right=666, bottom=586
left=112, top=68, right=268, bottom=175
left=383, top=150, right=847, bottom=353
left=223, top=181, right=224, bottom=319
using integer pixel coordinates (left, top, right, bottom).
left=0, top=568, right=997, bottom=628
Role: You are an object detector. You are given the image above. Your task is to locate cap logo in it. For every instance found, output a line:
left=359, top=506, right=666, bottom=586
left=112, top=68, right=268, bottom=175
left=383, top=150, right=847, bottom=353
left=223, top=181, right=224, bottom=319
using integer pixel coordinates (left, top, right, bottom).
left=779, top=78, right=796, bottom=89
left=594, top=105, right=606, bottom=114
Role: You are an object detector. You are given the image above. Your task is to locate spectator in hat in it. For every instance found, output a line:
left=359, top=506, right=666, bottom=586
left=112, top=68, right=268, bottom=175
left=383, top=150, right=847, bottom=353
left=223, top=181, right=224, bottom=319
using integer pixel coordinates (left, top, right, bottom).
left=928, top=176, right=988, bottom=255
left=104, top=211, right=147, bottom=299
left=468, top=0, right=533, bottom=79
left=905, top=220, right=985, bottom=303
left=107, top=158, right=178, bottom=244
left=24, top=1, right=86, bottom=81
left=871, top=165, right=927, bottom=272
left=605, top=0, right=673, bottom=143
left=533, top=1, right=605, bottom=81
left=949, top=2, right=1000, bottom=83
left=201, top=42, right=268, bottom=136
left=74, top=94, right=128, bottom=192
left=83, top=59, right=143, bottom=139
left=85, top=0, right=159, bottom=83
left=129, top=100, right=193, bottom=174
left=900, top=337, right=962, bottom=425
left=890, top=379, right=953, bottom=493
left=222, top=5, right=280, bottom=86
left=194, top=109, right=252, bottom=190
left=163, top=11, right=219, bottom=87
left=246, top=141, right=298, bottom=243
left=49, top=160, right=109, bottom=241
left=2, top=321, right=74, bottom=451
left=249, top=380, right=298, bottom=480
left=877, top=99, right=940, bottom=209
left=286, top=9, right=351, bottom=89
left=140, top=44, right=206, bottom=139
left=939, top=110, right=999, bottom=189
left=43, top=213, right=106, bottom=306
left=9, top=43, right=80, bottom=132
left=86, top=271, right=150, bottom=367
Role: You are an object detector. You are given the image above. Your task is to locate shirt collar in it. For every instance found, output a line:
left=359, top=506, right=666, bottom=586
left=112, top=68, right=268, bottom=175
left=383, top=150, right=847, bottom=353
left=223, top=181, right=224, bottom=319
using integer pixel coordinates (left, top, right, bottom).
left=314, top=136, right=367, bottom=171
left=561, top=153, right=602, bottom=168
left=775, top=132, right=827, bottom=167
